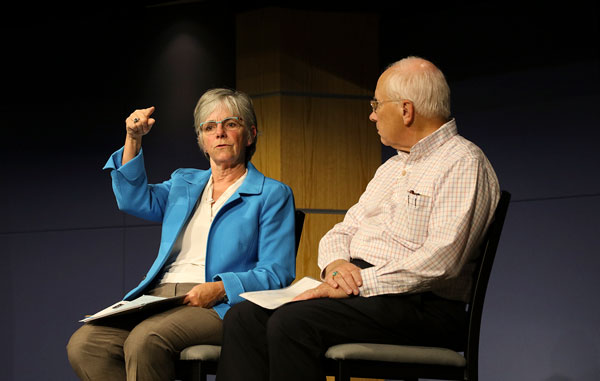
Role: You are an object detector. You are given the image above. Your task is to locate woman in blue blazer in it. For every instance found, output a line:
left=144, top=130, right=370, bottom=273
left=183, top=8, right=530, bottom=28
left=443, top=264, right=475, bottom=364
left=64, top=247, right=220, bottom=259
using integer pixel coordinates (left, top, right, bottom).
left=67, top=88, right=296, bottom=381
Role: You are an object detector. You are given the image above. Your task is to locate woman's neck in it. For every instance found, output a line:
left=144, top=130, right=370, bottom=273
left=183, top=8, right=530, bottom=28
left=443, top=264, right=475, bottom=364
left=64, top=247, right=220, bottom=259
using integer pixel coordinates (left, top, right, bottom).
left=210, top=162, right=247, bottom=201
left=211, top=162, right=246, bottom=183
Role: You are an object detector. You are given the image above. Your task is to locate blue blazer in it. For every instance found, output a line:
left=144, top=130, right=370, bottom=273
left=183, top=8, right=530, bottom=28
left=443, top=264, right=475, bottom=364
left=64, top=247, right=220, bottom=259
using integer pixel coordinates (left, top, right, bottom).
left=104, top=148, right=296, bottom=318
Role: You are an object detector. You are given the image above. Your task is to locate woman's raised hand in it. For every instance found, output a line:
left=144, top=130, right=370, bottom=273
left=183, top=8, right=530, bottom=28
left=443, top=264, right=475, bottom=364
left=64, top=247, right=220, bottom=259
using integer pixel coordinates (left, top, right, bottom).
left=126, top=106, right=156, bottom=139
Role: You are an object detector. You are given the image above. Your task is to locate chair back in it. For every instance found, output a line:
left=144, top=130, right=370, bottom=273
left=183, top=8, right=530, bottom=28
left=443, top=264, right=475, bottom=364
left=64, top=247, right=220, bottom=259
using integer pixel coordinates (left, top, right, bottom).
left=294, top=210, right=306, bottom=254
left=464, top=190, right=511, bottom=378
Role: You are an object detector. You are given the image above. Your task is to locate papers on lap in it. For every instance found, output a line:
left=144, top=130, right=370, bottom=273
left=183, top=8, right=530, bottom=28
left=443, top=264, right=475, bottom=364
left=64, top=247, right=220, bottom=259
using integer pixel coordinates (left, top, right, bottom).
left=81, top=276, right=321, bottom=322
left=80, top=295, right=186, bottom=323
left=240, top=277, right=322, bottom=309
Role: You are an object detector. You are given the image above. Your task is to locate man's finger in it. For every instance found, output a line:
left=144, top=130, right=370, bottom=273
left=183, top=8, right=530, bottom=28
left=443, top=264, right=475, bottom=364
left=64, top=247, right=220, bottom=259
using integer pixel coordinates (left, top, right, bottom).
left=350, top=269, right=363, bottom=287
left=334, top=276, right=355, bottom=295
left=326, top=278, right=339, bottom=288
left=292, top=289, right=313, bottom=301
left=327, top=271, right=340, bottom=288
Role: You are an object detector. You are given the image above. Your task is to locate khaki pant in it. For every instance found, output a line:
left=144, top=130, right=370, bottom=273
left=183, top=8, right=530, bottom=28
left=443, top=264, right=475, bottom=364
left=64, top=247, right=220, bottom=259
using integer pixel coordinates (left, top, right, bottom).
left=67, top=283, right=222, bottom=381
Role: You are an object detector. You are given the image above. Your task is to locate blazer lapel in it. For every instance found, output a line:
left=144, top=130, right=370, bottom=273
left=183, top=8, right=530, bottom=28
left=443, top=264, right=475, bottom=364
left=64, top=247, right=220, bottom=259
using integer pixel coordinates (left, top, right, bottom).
left=182, top=169, right=212, bottom=217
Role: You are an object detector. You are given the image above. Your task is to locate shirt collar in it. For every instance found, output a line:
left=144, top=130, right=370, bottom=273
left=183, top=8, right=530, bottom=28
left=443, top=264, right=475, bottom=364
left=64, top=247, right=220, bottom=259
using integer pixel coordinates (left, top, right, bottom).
left=397, top=118, right=458, bottom=162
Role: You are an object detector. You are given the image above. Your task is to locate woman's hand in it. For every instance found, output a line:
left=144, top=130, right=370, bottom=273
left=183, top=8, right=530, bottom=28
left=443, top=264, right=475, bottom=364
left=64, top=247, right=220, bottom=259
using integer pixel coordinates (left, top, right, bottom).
left=292, top=282, right=349, bottom=301
left=126, top=106, right=156, bottom=139
left=324, top=259, right=363, bottom=296
left=122, top=106, right=156, bottom=165
left=183, top=281, right=226, bottom=308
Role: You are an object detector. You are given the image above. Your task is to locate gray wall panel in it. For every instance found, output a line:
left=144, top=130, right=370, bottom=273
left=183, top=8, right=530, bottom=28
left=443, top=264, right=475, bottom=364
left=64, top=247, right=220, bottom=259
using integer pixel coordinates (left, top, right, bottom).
left=480, top=197, right=600, bottom=380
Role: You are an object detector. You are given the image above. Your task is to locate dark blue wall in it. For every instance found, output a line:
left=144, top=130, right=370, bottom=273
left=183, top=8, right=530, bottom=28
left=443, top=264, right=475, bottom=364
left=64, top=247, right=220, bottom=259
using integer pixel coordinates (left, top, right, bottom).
left=1, top=2, right=598, bottom=380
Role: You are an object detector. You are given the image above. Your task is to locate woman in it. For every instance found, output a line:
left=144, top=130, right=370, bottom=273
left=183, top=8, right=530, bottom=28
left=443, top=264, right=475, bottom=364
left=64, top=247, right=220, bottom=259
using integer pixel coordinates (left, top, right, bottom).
left=67, top=88, right=296, bottom=380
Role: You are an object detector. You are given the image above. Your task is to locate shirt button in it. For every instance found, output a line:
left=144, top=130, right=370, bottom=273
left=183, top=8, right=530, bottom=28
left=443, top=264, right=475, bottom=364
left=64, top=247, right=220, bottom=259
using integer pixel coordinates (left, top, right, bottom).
left=401, top=170, right=407, bottom=176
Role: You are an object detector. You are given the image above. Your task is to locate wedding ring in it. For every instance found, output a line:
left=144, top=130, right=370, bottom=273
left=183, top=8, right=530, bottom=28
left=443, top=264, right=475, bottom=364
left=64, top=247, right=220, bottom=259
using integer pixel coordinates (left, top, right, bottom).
left=133, top=117, right=140, bottom=123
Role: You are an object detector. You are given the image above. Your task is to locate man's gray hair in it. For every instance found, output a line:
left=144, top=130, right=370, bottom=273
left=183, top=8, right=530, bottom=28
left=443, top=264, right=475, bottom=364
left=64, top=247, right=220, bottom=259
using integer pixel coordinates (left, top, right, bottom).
left=194, top=88, right=258, bottom=162
left=385, top=56, right=451, bottom=120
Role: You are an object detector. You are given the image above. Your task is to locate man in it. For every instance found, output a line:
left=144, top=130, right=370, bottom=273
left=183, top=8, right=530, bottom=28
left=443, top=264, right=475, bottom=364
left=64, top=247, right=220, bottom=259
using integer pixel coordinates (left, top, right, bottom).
left=216, top=56, right=500, bottom=381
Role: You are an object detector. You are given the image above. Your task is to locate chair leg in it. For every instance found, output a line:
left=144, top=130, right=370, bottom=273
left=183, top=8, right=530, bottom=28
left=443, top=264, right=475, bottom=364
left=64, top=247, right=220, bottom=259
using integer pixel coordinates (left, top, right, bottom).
left=336, top=361, right=350, bottom=381
left=189, top=361, right=208, bottom=381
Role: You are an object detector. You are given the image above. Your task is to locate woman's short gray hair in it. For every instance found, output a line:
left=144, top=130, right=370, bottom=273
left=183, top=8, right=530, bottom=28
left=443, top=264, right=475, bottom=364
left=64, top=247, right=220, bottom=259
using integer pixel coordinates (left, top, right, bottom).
left=193, top=88, right=258, bottom=162
left=385, top=56, right=451, bottom=120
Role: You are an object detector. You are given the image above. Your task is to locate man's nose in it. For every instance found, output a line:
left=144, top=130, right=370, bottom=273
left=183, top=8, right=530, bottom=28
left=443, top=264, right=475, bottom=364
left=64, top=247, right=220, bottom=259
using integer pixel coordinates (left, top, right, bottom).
left=369, top=111, right=377, bottom=122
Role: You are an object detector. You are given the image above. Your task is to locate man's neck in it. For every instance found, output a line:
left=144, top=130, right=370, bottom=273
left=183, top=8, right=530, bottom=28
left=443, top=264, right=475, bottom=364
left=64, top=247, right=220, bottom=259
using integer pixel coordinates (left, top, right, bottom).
left=405, top=117, right=448, bottom=152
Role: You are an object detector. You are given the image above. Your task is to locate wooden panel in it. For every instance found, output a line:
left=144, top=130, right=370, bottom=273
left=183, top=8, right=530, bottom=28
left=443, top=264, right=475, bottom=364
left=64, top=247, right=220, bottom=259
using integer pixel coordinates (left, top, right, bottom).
left=281, top=96, right=381, bottom=209
left=251, top=95, right=381, bottom=210
left=236, top=8, right=281, bottom=94
left=250, top=96, right=282, bottom=179
left=278, top=10, right=379, bottom=95
left=294, top=213, right=345, bottom=281
left=236, top=7, right=378, bottom=96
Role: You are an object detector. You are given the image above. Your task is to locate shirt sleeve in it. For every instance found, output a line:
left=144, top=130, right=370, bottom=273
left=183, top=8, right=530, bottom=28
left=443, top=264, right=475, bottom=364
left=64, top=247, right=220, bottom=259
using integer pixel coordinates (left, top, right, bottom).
left=317, top=162, right=393, bottom=278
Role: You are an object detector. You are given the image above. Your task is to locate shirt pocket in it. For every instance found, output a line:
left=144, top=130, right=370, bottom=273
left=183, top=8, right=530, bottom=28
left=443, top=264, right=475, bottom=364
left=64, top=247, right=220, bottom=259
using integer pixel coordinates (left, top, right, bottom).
left=396, top=191, right=433, bottom=250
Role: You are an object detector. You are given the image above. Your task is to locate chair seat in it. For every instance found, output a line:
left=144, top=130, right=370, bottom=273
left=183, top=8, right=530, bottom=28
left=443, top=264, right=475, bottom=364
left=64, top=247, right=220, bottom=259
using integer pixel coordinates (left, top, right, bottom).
left=325, top=343, right=466, bottom=367
left=180, top=345, right=221, bottom=361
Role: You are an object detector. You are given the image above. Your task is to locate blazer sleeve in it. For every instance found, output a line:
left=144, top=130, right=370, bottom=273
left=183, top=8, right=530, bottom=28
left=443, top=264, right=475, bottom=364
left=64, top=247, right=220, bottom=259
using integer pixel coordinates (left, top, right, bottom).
left=103, top=147, right=172, bottom=222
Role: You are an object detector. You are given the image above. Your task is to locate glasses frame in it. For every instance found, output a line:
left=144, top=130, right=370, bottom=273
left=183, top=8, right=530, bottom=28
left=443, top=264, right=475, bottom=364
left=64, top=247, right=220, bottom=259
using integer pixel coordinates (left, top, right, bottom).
left=370, top=99, right=407, bottom=113
left=199, top=116, right=244, bottom=135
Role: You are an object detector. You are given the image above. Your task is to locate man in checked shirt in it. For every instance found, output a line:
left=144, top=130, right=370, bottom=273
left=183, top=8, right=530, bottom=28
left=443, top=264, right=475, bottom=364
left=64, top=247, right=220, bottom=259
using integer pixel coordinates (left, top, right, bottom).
left=217, top=56, right=501, bottom=381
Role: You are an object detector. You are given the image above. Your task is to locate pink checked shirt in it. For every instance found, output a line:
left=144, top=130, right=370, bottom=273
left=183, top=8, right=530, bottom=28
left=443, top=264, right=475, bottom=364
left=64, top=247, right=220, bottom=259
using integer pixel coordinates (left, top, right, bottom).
left=318, top=119, right=500, bottom=302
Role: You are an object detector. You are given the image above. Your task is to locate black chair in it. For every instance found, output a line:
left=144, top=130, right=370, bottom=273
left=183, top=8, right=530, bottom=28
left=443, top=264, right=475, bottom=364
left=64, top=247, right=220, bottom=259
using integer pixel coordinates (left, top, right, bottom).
left=176, top=209, right=306, bottom=381
left=324, top=190, right=511, bottom=381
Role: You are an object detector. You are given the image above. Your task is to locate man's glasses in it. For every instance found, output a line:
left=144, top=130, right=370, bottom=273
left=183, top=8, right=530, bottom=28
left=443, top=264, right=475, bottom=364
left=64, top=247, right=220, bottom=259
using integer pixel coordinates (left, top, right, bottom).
left=199, top=117, right=243, bottom=135
left=370, top=99, right=406, bottom=113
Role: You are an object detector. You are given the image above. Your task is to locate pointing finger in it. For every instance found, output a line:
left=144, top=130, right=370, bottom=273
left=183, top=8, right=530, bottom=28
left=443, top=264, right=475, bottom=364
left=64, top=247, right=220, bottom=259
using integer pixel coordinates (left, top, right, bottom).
left=143, top=106, right=155, bottom=117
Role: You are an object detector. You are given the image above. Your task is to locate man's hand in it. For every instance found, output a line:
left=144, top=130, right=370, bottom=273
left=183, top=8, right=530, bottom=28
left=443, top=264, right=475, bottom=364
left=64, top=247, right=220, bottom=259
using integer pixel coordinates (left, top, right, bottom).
left=324, top=259, right=363, bottom=296
left=292, top=282, right=350, bottom=301
left=183, top=281, right=226, bottom=308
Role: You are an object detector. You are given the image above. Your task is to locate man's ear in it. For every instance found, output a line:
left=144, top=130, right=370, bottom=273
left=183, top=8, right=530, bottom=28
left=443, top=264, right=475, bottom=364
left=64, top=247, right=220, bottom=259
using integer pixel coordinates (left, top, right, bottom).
left=402, top=100, right=415, bottom=126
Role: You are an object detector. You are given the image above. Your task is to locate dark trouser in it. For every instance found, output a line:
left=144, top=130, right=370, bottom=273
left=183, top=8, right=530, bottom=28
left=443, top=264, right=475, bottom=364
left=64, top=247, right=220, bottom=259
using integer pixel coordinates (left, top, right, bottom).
left=216, top=292, right=467, bottom=381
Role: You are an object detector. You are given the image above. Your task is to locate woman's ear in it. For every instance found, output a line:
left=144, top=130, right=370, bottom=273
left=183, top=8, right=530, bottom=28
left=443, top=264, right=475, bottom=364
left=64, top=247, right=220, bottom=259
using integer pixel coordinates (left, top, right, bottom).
left=247, top=125, right=257, bottom=146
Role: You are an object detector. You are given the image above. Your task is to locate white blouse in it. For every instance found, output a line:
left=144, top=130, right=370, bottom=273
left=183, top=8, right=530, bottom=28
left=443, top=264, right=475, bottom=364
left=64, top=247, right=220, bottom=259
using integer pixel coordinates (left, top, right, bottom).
left=159, top=170, right=248, bottom=284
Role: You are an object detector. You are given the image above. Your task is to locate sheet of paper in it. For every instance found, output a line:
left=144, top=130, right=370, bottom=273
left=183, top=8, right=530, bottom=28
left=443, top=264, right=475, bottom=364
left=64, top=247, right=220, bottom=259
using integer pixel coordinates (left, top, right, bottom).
left=240, top=277, right=322, bottom=309
left=80, top=295, right=184, bottom=323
